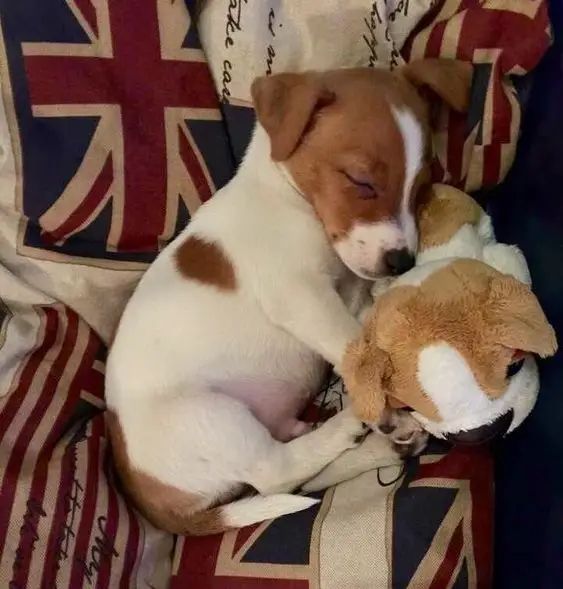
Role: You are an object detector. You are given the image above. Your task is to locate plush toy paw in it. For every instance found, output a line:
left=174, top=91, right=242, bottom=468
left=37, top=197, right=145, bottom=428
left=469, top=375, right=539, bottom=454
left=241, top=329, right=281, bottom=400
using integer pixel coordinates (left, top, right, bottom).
left=391, top=430, right=429, bottom=458
left=376, top=408, right=429, bottom=458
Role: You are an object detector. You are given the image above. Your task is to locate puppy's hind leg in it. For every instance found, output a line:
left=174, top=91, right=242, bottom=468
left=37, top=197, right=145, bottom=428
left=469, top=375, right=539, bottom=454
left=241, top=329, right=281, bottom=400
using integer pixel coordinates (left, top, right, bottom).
left=245, top=408, right=368, bottom=495
left=301, top=432, right=401, bottom=493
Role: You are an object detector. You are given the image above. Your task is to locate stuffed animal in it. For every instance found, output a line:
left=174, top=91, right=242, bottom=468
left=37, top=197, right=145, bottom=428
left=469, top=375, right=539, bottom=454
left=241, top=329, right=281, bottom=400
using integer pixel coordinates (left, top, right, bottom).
left=343, top=184, right=558, bottom=443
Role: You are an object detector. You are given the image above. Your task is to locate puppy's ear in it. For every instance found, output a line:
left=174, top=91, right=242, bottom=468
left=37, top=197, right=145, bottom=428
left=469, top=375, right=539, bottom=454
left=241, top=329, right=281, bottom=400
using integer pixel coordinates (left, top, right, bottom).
left=402, top=59, right=473, bottom=113
left=488, top=274, right=558, bottom=358
left=251, top=73, right=334, bottom=161
left=342, top=336, right=390, bottom=423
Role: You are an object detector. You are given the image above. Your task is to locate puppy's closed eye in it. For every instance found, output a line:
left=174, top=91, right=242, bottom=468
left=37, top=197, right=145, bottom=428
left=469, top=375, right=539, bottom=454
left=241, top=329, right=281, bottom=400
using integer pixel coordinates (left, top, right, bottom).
left=341, top=170, right=378, bottom=200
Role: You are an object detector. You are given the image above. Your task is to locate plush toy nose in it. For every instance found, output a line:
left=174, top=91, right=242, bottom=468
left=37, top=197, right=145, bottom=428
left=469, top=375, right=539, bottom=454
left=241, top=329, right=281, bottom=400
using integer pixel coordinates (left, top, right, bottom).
left=445, top=410, right=514, bottom=445
left=378, top=423, right=396, bottom=434
left=384, top=248, right=415, bottom=276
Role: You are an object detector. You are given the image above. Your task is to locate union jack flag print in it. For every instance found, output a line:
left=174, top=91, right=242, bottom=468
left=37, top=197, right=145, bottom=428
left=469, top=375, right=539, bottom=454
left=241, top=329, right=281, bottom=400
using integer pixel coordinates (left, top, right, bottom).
left=0, top=0, right=234, bottom=266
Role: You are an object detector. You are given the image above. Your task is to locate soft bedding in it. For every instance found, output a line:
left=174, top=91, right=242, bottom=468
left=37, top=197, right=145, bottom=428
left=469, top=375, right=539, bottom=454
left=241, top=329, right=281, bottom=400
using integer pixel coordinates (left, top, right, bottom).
left=0, top=0, right=550, bottom=587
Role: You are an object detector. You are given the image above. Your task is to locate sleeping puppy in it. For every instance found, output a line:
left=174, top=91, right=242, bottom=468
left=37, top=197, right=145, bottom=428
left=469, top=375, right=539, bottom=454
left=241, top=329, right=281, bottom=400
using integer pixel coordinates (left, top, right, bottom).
left=105, top=60, right=472, bottom=535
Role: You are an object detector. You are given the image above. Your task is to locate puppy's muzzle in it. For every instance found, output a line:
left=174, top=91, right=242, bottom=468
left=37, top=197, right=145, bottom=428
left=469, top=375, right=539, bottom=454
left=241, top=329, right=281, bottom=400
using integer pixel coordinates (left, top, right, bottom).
left=444, top=409, right=514, bottom=445
left=384, top=248, right=415, bottom=276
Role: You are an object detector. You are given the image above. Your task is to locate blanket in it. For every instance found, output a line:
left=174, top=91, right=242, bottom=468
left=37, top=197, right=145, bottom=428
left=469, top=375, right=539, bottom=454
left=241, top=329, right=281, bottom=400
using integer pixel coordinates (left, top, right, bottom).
left=0, top=0, right=550, bottom=587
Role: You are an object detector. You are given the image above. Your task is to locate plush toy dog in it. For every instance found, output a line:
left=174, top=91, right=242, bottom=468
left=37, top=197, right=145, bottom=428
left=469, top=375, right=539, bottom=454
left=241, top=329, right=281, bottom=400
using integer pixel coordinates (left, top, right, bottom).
left=344, top=184, right=558, bottom=443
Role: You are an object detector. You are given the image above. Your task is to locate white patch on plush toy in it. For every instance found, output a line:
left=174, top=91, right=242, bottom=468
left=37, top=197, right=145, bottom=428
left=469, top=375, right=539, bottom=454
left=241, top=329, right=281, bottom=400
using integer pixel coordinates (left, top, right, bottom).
left=415, top=343, right=539, bottom=437
left=417, top=224, right=488, bottom=266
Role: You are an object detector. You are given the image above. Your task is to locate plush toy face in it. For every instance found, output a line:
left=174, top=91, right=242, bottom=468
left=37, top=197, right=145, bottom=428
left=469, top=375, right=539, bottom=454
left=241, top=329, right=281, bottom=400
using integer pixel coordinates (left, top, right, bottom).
left=344, top=258, right=557, bottom=441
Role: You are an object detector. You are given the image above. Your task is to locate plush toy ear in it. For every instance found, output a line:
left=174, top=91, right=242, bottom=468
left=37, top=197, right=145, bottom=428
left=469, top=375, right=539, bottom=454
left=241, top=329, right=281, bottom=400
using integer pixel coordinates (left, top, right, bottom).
left=402, top=59, right=473, bottom=113
left=488, top=274, right=558, bottom=358
left=251, top=73, right=335, bottom=161
left=342, top=336, right=390, bottom=423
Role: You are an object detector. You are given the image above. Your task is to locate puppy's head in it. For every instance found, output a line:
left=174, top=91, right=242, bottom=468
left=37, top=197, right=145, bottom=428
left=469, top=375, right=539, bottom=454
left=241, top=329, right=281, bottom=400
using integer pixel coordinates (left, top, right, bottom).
left=251, top=60, right=473, bottom=279
left=344, top=259, right=558, bottom=442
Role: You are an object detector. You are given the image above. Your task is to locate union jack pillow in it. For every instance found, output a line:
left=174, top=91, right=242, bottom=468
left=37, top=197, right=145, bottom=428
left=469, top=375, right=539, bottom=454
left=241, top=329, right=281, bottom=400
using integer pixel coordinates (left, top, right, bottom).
left=0, top=0, right=549, bottom=587
left=402, top=0, right=551, bottom=191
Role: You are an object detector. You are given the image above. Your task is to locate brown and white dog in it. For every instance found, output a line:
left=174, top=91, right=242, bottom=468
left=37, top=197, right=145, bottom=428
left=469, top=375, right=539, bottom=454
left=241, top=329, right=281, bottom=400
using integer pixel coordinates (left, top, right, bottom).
left=105, top=60, right=473, bottom=535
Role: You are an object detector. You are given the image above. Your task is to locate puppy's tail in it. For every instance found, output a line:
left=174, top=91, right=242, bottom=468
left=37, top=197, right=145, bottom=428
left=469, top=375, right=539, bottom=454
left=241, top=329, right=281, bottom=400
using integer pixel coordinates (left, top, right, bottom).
left=183, top=494, right=320, bottom=536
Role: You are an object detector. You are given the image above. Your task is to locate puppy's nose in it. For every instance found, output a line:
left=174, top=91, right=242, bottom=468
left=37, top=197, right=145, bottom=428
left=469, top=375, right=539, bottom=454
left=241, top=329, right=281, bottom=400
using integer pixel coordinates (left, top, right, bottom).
left=445, top=410, right=514, bottom=446
left=384, top=248, right=415, bottom=276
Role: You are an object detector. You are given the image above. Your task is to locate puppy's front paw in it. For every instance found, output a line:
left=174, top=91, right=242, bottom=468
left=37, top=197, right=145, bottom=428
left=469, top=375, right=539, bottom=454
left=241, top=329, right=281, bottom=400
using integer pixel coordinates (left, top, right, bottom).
left=329, top=409, right=370, bottom=450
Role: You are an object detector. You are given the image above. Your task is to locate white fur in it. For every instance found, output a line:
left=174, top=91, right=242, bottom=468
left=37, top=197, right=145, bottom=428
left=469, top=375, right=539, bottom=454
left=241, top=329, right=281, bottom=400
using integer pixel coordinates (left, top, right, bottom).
left=334, top=221, right=406, bottom=279
left=106, top=122, right=406, bottom=529
left=392, top=107, right=423, bottom=252
left=416, top=344, right=538, bottom=436
left=221, top=495, right=320, bottom=528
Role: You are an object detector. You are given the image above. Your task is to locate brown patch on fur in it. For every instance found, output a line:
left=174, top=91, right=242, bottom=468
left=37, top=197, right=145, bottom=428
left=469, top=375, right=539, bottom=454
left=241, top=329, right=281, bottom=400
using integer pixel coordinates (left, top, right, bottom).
left=176, top=235, right=237, bottom=291
left=251, top=73, right=335, bottom=161
left=282, top=68, right=422, bottom=241
left=253, top=62, right=474, bottom=242
left=418, top=184, right=484, bottom=250
left=252, top=62, right=472, bottom=243
left=344, top=259, right=557, bottom=422
left=106, top=411, right=235, bottom=536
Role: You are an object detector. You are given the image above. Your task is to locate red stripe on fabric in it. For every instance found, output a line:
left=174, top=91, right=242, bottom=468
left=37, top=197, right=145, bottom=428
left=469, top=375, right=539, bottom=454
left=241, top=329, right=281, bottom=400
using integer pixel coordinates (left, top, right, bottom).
left=73, top=0, right=99, bottom=37
left=9, top=309, right=80, bottom=589
left=425, top=19, right=447, bottom=57
left=179, top=127, right=213, bottom=203
left=40, top=436, right=84, bottom=588
left=41, top=155, right=113, bottom=244
left=413, top=447, right=494, bottom=588
left=24, top=56, right=119, bottom=105
left=468, top=452, right=494, bottom=589
left=68, top=423, right=102, bottom=588
left=458, top=11, right=549, bottom=71
left=233, top=524, right=261, bottom=555
left=413, top=446, right=487, bottom=481
left=172, top=534, right=223, bottom=588
left=25, top=20, right=218, bottom=107
left=174, top=532, right=311, bottom=588
left=83, top=365, right=105, bottom=400
left=429, top=523, right=464, bottom=589
left=153, top=60, right=221, bottom=109
left=0, top=308, right=56, bottom=440
left=0, top=308, right=62, bottom=557
left=95, top=450, right=120, bottom=589
left=482, top=144, right=501, bottom=188
left=40, top=327, right=100, bottom=587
